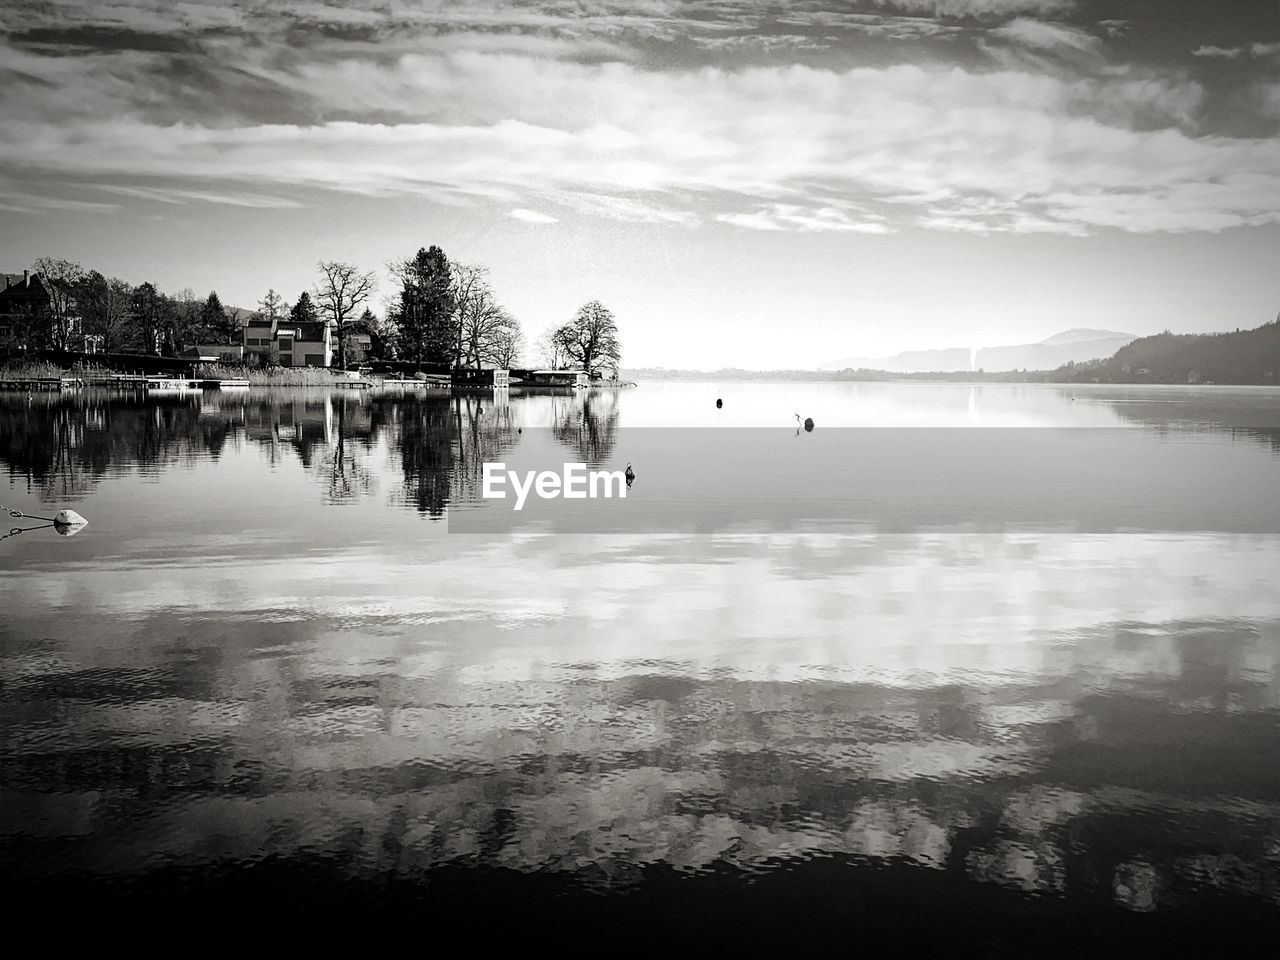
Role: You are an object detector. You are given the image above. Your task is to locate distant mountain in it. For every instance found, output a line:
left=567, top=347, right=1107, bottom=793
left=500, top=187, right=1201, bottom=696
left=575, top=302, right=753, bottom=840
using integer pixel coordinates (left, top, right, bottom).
left=821, top=328, right=1137, bottom=373
left=1062, top=320, right=1280, bottom=384
left=1039, top=328, right=1133, bottom=346
left=818, top=346, right=971, bottom=374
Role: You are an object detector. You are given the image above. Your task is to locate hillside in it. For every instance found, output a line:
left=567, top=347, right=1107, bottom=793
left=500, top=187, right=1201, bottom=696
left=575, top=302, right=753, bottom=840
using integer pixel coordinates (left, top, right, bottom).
left=1061, top=320, right=1280, bottom=384
left=822, top=328, right=1135, bottom=374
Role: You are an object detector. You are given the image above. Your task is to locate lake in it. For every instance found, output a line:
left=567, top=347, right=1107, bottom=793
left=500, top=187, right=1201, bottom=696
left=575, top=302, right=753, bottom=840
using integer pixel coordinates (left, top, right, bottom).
left=2, top=380, right=1279, bottom=952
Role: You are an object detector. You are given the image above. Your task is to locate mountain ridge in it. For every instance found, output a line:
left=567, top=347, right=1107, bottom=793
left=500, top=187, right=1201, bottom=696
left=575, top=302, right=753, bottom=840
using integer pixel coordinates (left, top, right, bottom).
left=821, top=328, right=1137, bottom=373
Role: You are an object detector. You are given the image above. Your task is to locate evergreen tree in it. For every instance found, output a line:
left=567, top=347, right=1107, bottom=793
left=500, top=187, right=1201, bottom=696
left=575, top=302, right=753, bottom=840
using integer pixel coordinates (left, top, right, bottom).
left=289, top=291, right=319, bottom=325
left=390, top=246, right=456, bottom=365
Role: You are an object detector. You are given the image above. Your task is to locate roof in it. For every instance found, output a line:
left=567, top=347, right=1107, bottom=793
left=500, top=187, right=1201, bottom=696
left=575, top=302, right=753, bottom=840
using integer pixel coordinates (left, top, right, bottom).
left=0, top=272, right=50, bottom=307
left=1, top=272, right=46, bottom=292
left=278, top=321, right=329, bottom=341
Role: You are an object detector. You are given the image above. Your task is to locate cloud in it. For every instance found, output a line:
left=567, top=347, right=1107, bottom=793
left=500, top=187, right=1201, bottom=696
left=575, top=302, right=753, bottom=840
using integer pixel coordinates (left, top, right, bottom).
left=509, top=207, right=559, bottom=224
left=546, top=190, right=700, bottom=226
left=1193, top=42, right=1280, bottom=60
left=870, top=0, right=1078, bottom=15
left=1261, top=82, right=1280, bottom=119
left=94, top=184, right=301, bottom=208
left=1192, top=45, right=1243, bottom=60
left=769, top=12, right=963, bottom=41
left=993, top=18, right=1101, bottom=57
left=2, top=56, right=1278, bottom=235
left=715, top=203, right=892, bottom=233
left=0, top=186, right=120, bottom=213
left=1, top=1, right=1277, bottom=237
left=1, top=1, right=248, bottom=32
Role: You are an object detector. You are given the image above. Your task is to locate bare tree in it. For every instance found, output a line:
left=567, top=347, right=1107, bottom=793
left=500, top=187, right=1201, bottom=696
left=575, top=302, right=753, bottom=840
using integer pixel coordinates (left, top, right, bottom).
left=77, top=271, right=133, bottom=355
left=31, top=256, right=84, bottom=351
left=553, top=300, right=621, bottom=377
left=258, top=288, right=286, bottom=323
left=451, top=263, right=493, bottom=369
left=314, top=261, right=376, bottom=369
left=224, top=306, right=249, bottom=347
left=167, top=287, right=202, bottom=355
left=534, top=327, right=570, bottom=368
left=491, top=312, right=524, bottom=367
left=451, top=263, right=523, bottom=369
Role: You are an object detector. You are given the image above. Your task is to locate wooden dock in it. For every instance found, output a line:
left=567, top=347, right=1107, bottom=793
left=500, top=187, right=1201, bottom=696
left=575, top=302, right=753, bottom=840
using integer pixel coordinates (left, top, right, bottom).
left=372, top=378, right=450, bottom=392
left=0, top=377, right=84, bottom=392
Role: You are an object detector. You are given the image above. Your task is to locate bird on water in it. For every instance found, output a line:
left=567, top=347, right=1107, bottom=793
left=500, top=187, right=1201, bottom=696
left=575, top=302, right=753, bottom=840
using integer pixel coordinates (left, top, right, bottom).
left=795, top=413, right=814, bottom=432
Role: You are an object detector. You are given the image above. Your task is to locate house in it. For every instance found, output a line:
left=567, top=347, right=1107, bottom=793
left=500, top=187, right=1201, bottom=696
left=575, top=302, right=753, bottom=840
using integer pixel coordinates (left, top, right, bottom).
left=184, top=343, right=245, bottom=363
left=243, top=313, right=278, bottom=362
left=0, top=270, right=98, bottom=353
left=286, top=321, right=331, bottom=367
left=452, top=363, right=510, bottom=388
left=524, top=368, right=589, bottom=388
left=242, top=316, right=334, bottom=367
left=343, top=330, right=373, bottom=365
left=0, top=270, right=51, bottom=350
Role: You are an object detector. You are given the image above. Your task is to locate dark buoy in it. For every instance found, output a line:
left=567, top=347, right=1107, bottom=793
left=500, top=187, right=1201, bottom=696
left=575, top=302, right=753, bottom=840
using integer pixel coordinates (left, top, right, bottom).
left=715, top=398, right=723, bottom=409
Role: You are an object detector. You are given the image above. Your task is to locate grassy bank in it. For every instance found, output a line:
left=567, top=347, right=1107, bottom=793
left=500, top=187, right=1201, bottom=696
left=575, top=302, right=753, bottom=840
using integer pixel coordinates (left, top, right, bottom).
left=191, top=363, right=351, bottom=386
left=2, top=359, right=358, bottom=387
left=0, top=360, right=69, bottom=380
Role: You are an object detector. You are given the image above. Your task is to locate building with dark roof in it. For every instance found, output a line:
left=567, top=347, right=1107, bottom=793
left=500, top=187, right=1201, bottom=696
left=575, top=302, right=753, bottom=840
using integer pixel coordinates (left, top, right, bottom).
left=0, top=270, right=52, bottom=351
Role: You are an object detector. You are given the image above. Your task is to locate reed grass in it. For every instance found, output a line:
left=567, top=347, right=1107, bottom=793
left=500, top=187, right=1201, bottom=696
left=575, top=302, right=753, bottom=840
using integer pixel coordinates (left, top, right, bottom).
left=0, top=359, right=68, bottom=379
left=192, top=362, right=351, bottom=386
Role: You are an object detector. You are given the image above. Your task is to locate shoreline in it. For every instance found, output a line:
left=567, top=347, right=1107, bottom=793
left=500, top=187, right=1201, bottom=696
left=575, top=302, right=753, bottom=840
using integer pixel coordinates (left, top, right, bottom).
left=0, top=361, right=635, bottom=394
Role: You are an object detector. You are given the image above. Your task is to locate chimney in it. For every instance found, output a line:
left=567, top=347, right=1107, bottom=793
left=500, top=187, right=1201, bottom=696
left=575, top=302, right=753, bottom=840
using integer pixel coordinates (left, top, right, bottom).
left=23, top=269, right=29, bottom=286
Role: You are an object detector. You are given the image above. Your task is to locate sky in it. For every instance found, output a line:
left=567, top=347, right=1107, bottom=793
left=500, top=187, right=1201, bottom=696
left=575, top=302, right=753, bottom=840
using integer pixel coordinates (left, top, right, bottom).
left=1, top=0, right=1278, bottom=369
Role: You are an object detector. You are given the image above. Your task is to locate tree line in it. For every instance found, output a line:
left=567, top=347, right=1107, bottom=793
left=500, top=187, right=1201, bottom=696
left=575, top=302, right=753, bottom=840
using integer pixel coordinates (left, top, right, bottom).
left=1057, top=315, right=1280, bottom=385
left=8, top=248, right=623, bottom=374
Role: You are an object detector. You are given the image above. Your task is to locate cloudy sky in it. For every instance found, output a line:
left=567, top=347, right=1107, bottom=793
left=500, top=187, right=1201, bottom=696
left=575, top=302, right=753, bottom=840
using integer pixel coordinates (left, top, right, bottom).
left=1, top=1, right=1278, bottom=368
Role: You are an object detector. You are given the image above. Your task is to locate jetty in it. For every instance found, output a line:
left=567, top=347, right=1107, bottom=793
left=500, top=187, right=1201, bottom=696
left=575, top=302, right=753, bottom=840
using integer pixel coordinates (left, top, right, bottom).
left=3, top=364, right=634, bottom=397
left=0, top=376, right=84, bottom=392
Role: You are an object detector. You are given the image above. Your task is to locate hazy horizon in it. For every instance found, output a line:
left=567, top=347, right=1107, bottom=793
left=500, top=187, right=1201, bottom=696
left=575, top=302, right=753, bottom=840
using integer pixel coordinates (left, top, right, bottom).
left=2, top=1, right=1278, bottom=370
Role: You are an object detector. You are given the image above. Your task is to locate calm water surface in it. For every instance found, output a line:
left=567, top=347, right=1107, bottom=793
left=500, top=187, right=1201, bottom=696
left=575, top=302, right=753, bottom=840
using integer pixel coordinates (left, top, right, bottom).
left=2, top=381, right=1279, bottom=950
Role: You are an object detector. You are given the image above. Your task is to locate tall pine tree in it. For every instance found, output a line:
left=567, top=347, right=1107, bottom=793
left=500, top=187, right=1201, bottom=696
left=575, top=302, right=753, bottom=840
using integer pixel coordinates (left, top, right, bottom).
left=390, top=246, right=456, bottom=366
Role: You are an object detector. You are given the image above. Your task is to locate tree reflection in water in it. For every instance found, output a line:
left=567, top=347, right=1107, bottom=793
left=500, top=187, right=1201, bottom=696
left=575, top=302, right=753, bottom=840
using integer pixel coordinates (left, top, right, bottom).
left=317, top=394, right=377, bottom=504
left=552, top=389, right=619, bottom=464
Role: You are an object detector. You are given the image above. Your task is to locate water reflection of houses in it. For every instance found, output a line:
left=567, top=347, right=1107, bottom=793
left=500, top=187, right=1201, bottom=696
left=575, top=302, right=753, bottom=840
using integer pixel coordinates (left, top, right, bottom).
left=0, top=393, right=217, bottom=498
left=2, top=389, right=535, bottom=515
left=244, top=394, right=335, bottom=466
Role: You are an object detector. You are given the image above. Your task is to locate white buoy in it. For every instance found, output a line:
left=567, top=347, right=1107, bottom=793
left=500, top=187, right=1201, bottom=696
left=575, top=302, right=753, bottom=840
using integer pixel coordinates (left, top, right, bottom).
left=53, top=509, right=87, bottom=527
